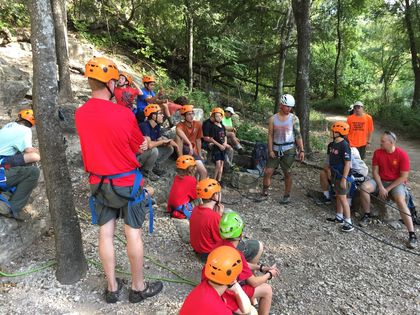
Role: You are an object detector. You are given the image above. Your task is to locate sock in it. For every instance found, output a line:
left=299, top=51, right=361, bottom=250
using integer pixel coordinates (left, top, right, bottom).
left=323, top=191, right=330, bottom=199
left=344, top=218, right=352, bottom=224
left=336, top=213, right=343, bottom=220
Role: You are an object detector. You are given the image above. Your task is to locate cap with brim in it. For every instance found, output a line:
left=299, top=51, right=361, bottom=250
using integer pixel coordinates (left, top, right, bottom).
left=353, top=101, right=364, bottom=107
left=224, top=107, right=235, bottom=114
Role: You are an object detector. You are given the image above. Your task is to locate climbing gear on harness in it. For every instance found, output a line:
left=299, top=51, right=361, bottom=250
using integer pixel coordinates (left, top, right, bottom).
left=144, top=104, right=160, bottom=118
left=88, top=169, right=154, bottom=233
left=176, top=155, right=196, bottom=170
left=205, top=246, right=243, bottom=285
left=211, top=107, right=224, bottom=117
left=85, top=57, right=119, bottom=83
left=179, top=105, right=194, bottom=115
left=331, top=121, right=350, bottom=136
left=280, top=94, right=295, bottom=107
left=18, top=109, right=36, bottom=127
left=142, top=75, right=155, bottom=83
left=196, top=178, right=221, bottom=199
left=171, top=202, right=193, bottom=220
left=0, top=157, right=16, bottom=213
left=219, top=211, right=244, bottom=239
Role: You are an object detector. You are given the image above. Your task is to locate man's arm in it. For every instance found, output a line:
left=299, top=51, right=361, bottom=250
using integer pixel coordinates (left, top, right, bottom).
left=227, top=282, right=251, bottom=315
left=176, top=127, right=193, bottom=153
left=372, top=165, right=388, bottom=199
left=145, top=136, right=168, bottom=149
left=267, top=116, right=275, bottom=158
left=293, top=115, right=305, bottom=161
left=386, top=171, right=409, bottom=192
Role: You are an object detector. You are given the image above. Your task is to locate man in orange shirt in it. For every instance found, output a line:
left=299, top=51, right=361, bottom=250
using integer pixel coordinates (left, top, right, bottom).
left=346, top=101, right=374, bottom=159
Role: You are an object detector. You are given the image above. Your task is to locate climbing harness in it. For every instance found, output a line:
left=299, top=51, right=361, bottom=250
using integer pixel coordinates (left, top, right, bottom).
left=88, top=169, right=154, bottom=233
left=171, top=202, right=193, bottom=220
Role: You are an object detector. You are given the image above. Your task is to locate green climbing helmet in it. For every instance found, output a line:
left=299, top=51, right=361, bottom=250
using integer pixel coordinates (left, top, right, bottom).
left=219, top=211, right=244, bottom=239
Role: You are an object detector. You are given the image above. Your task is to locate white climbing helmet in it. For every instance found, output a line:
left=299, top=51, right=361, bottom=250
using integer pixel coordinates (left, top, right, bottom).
left=280, top=94, right=295, bottom=107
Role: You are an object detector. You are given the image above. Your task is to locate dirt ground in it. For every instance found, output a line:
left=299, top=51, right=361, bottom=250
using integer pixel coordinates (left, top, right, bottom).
left=0, top=43, right=419, bottom=315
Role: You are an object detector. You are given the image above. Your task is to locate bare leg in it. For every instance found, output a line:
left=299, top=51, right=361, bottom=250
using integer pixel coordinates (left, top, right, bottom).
left=394, top=195, right=414, bottom=232
left=99, top=219, right=118, bottom=291
left=360, top=182, right=374, bottom=214
left=253, top=283, right=272, bottom=315
left=196, top=160, right=208, bottom=180
left=124, top=225, right=145, bottom=291
left=284, top=171, right=292, bottom=196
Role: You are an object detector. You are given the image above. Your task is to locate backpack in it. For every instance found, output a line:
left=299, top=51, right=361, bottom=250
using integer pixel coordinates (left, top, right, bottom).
left=251, top=142, right=268, bottom=175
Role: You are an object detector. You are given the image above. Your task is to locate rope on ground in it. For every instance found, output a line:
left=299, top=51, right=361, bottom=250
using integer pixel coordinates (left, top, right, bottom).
left=293, top=161, right=420, bottom=258
left=0, top=260, right=56, bottom=277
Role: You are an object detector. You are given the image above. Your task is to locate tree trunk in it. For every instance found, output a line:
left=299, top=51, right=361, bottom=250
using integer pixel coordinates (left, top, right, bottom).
left=185, top=0, right=193, bottom=92
left=29, top=0, right=87, bottom=284
left=333, top=0, right=342, bottom=99
left=275, top=6, right=294, bottom=113
left=51, top=0, right=73, bottom=103
left=292, top=0, right=311, bottom=152
left=404, top=0, right=420, bottom=109
left=254, top=63, right=259, bottom=101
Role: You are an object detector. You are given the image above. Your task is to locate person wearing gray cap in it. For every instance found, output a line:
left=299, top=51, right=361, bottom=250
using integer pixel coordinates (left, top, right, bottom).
left=222, top=107, right=243, bottom=153
left=346, top=101, right=374, bottom=160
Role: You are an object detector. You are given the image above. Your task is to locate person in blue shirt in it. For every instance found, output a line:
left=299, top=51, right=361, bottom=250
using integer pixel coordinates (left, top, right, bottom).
left=136, top=75, right=173, bottom=126
left=137, top=104, right=181, bottom=179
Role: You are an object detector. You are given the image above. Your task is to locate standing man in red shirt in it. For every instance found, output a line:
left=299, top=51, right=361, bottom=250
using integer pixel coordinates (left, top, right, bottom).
left=75, top=57, right=163, bottom=304
left=359, top=131, right=417, bottom=249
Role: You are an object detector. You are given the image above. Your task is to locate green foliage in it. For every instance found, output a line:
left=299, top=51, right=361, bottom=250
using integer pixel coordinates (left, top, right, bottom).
left=311, top=98, right=350, bottom=113
left=236, top=122, right=266, bottom=143
left=0, top=1, right=29, bottom=29
left=375, top=103, right=420, bottom=138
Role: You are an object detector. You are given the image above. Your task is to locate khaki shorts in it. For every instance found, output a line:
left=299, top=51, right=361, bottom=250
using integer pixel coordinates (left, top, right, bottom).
left=266, top=147, right=296, bottom=173
left=90, top=183, right=146, bottom=229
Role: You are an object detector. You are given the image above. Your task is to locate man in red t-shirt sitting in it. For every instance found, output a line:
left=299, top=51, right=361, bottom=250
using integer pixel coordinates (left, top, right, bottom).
left=359, top=131, right=417, bottom=249
left=189, top=178, right=224, bottom=260
left=180, top=246, right=251, bottom=315
left=75, top=57, right=162, bottom=303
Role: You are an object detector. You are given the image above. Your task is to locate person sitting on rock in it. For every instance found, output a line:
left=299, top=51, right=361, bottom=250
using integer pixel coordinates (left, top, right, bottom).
left=180, top=246, right=251, bottom=315
left=0, top=109, right=40, bottom=221
left=223, top=107, right=244, bottom=153
left=137, top=104, right=181, bottom=180
left=176, top=104, right=208, bottom=179
left=190, top=178, right=224, bottom=261
left=358, top=131, right=417, bottom=249
left=167, top=155, right=198, bottom=219
left=326, top=122, right=354, bottom=233
left=136, top=75, right=173, bottom=126
left=114, top=71, right=141, bottom=113
left=216, top=211, right=279, bottom=315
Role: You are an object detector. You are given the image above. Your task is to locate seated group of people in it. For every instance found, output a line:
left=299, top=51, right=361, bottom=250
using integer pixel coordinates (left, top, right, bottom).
left=323, top=121, right=417, bottom=249
left=114, top=71, right=243, bottom=185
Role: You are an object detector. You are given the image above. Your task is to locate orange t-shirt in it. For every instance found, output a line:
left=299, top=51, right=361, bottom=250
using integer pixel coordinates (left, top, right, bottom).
left=346, top=113, right=374, bottom=147
left=176, top=120, right=203, bottom=153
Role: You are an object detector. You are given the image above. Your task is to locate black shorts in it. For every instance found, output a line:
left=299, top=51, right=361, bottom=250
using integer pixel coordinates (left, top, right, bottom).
left=212, top=148, right=225, bottom=162
left=3, top=153, right=26, bottom=167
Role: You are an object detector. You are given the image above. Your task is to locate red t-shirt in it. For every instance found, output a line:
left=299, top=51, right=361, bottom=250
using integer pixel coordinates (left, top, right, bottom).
left=167, top=175, right=197, bottom=214
left=372, top=147, right=410, bottom=182
left=114, top=86, right=140, bottom=109
left=179, top=280, right=232, bottom=315
left=176, top=120, right=203, bottom=154
left=189, top=205, right=222, bottom=254
left=75, top=98, right=144, bottom=186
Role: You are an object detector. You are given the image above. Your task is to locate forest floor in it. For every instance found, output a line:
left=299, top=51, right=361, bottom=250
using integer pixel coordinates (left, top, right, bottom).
left=0, top=42, right=420, bottom=315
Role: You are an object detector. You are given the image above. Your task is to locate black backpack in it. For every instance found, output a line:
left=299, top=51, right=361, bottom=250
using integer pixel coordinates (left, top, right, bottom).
left=251, top=142, right=268, bottom=175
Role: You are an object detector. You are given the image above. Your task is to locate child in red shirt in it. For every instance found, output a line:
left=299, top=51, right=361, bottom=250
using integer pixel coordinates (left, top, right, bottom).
left=114, top=71, right=142, bottom=113
left=180, top=246, right=251, bottom=315
left=217, top=211, right=279, bottom=315
left=189, top=178, right=224, bottom=260
left=167, top=155, right=197, bottom=219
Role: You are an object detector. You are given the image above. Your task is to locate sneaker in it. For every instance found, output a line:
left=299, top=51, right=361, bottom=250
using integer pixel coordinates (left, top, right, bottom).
left=129, top=281, right=163, bottom=303
left=342, top=222, right=354, bottom=232
left=407, top=235, right=418, bottom=249
left=359, top=213, right=372, bottom=227
left=152, top=167, right=166, bottom=176
left=316, top=195, right=332, bottom=205
left=280, top=195, right=290, bottom=204
left=326, top=217, right=344, bottom=224
left=341, top=222, right=354, bottom=232
left=105, top=278, right=123, bottom=304
left=0, top=200, right=11, bottom=216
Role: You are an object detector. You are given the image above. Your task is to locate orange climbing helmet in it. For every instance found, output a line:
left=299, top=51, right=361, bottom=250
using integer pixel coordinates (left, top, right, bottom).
left=144, top=104, right=161, bottom=117
left=197, top=178, right=221, bottom=199
left=176, top=155, right=196, bottom=170
left=331, top=121, right=350, bottom=136
left=18, top=109, right=35, bottom=126
left=211, top=107, right=224, bottom=117
left=120, top=71, right=133, bottom=85
left=179, top=105, right=194, bottom=115
left=205, top=246, right=243, bottom=285
left=142, top=75, right=155, bottom=84
left=85, top=56, right=119, bottom=83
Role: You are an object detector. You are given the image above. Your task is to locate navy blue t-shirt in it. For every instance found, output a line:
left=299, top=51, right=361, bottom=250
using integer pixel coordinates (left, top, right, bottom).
left=328, top=139, right=351, bottom=176
left=140, top=121, right=161, bottom=141
left=209, top=123, right=226, bottom=145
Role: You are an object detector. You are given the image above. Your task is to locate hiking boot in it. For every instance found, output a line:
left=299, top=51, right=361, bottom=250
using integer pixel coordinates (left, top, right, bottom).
left=105, top=278, right=123, bottom=304
left=143, top=170, right=159, bottom=181
left=129, top=281, right=163, bottom=303
left=407, top=234, right=417, bottom=249
left=279, top=195, right=290, bottom=204
left=152, top=167, right=166, bottom=177
left=316, top=195, right=332, bottom=205
left=341, top=222, right=354, bottom=233
left=359, top=213, right=372, bottom=227
left=0, top=200, right=11, bottom=216
left=13, top=211, right=31, bottom=222
left=326, top=217, right=344, bottom=224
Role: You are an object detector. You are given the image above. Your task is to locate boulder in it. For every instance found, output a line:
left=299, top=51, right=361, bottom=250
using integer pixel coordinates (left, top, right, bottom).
left=0, top=57, right=31, bottom=109
left=229, top=171, right=260, bottom=190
